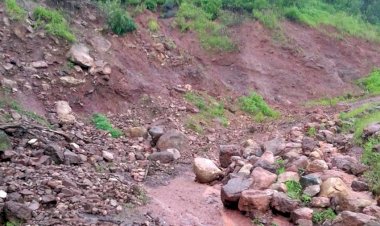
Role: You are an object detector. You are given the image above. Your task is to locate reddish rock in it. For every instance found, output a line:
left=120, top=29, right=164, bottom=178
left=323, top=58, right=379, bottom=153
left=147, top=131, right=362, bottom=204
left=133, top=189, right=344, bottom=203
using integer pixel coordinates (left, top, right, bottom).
left=238, top=189, right=273, bottom=213
left=250, top=167, right=277, bottom=190
left=221, top=176, right=253, bottom=208
left=311, top=197, right=330, bottom=208
left=291, top=207, right=313, bottom=222
left=270, top=191, right=300, bottom=214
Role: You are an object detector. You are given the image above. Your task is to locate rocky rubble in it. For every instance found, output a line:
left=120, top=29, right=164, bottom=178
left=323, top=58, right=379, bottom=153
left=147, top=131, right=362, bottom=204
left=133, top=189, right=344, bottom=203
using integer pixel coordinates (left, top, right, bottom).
left=192, top=111, right=380, bottom=225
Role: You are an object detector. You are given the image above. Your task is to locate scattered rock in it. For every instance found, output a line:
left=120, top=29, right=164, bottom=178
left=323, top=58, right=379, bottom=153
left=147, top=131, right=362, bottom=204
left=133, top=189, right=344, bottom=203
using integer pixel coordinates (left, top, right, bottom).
left=363, top=123, right=380, bottom=137
left=56, top=101, right=76, bottom=124
left=67, top=44, right=94, bottom=68
left=193, top=157, right=222, bottom=183
left=64, top=150, right=82, bottom=165
left=1, top=78, right=17, bottom=89
left=166, top=148, right=181, bottom=160
left=238, top=189, right=273, bottom=213
left=148, top=126, right=164, bottom=145
left=125, top=127, right=147, bottom=138
left=156, top=129, right=187, bottom=152
left=363, top=205, right=380, bottom=218
left=0, top=190, right=7, bottom=199
left=60, top=76, right=86, bottom=86
left=31, top=61, right=48, bottom=69
left=148, top=151, right=175, bottom=163
left=332, top=194, right=373, bottom=212
left=219, top=144, right=242, bottom=168
left=277, top=171, right=300, bottom=183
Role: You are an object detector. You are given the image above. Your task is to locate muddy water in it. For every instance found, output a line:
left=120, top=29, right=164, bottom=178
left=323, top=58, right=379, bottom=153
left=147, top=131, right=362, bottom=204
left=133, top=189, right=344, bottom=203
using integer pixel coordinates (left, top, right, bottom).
left=141, top=170, right=252, bottom=226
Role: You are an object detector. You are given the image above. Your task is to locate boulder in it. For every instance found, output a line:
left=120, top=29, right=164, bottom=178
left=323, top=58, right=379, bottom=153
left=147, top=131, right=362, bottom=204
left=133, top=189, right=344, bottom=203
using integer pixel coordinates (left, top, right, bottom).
left=1, top=78, right=17, bottom=89
left=333, top=211, right=378, bottom=226
left=221, top=176, right=253, bottom=208
left=102, top=151, right=114, bottom=162
left=243, top=142, right=263, bottom=158
left=302, top=137, right=318, bottom=152
left=332, top=155, right=367, bottom=175
left=67, top=44, right=94, bottom=68
left=156, top=129, right=187, bottom=152
left=193, top=157, right=222, bottom=183
left=363, top=123, right=380, bottom=137
left=44, top=143, right=65, bottom=164
left=332, top=194, right=373, bottom=213
left=307, top=159, right=328, bottom=172
left=55, top=101, right=76, bottom=124
left=319, top=177, right=348, bottom=198
left=63, top=150, right=82, bottom=165
left=363, top=205, right=380, bottom=218
left=219, top=144, right=242, bottom=168
left=166, top=148, right=181, bottom=160
left=5, top=201, right=32, bottom=221
left=238, top=163, right=253, bottom=177
left=270, top=191, right=299, bottom=213
left=250, top=167, right=277, bottom=190
left=238, top=189, right=273, bottom=213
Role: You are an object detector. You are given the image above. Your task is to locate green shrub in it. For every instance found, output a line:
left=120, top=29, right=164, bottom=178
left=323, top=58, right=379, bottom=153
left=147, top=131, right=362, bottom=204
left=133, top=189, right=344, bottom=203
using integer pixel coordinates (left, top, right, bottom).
left=148, top=18, right=159, bottom=32
left=33, top=6, right=76, bottom=42
left=362, top=138, right=380, bottom=195
left=307, top=127, right=317, bottom=137
left=312, top=208, right=336, bottom=224
left=239, top=92, right=279, bottom=121
left=276, top=158, right=286, bottom=175
left=145, top=0, right=158, bottom=11
left=253, top=9, right=280, bottom=30
left=91, top=114, right=123, bottom=138
left=99, top=0, right=137, bottom=35
left=5, top=0, right=26, bottom=20
left=357, top=69, right=380, bottom=94
left=285, top=180, right=302, bottom=199
left=200, top=0, right=222, bottom=20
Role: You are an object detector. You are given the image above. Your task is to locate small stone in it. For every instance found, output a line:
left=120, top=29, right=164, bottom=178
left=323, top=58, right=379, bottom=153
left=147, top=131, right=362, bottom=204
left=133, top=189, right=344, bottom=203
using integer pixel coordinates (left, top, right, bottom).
left=5, top=201, right=32, bottom=221
left=166, top=148, right=181, bottom=160
left=60, top=76, right=86, bottom=86
left=0, top=190, right=7, bottom=199
left=27, top=138, right=38, bottom=145
left=31, top=61, right=48, bottom=68
left=263, top=137, right=285, bottom=155
left=102, top=151, right=114, bottom=162
left=311, top=197, right=330, bottom=208
left=148, top=126, right=164, bottom=144
left=67, top=44, right=94, bottom=68
left=125, top=127, right=147, bottom=138
left=277, top=171, right=300, bottom=183
left=64, top=150, right=82, bottom=165
left=156, top=129, right=188, bottom=152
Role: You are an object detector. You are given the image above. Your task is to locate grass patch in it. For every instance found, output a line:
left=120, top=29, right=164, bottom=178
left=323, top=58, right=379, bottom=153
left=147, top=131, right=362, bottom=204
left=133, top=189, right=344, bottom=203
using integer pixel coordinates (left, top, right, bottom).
left=285, top=180, right=302, bottom=200
left=275, top=158, right=286, bottom=175
left=98, top=0, right=137, bottom=35
left=91, top=113, right=123, bottom=138
left=5, top=0, right=26, bottom=20
left=312, top=208, right=336, bottom=224
left=306, top=127, right=317, bottom=137
left=239, top=92, right=279, bottom=121
left=9, top=101, right=49, bottom=126
left=357, top=69, right=380, bottom=95
left=175, top=1, right=236, bottom=52
left=33, top=6, right=76, bottom=42
left=184, top=92, right=228, bottom=132
left=306, top=93, right=355, bottom=107
left=147, top=18, right=159, bottom=32
left=362, top=138, right=380, bottom=195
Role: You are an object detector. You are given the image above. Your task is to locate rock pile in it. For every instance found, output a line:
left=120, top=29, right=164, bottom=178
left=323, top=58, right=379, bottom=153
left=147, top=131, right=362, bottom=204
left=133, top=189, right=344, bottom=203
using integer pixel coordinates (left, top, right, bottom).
left=193, top=111, right=380, bottom=225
